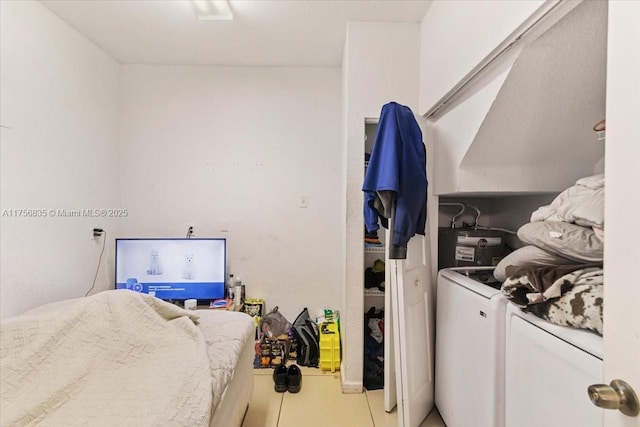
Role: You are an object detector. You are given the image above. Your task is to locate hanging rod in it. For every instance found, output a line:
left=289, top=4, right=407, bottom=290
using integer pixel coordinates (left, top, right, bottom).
left=424, top=0, right=576, bottom=120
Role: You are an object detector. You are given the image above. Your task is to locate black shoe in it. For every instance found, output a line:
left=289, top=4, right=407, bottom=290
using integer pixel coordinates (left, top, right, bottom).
left=273, top=365, right=288, bottom=392
left=287, top=364, right=302, bottom=393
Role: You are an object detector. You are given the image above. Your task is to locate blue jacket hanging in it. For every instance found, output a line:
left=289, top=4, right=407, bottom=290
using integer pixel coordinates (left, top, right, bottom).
left=363, top=102, right=427, bottom=258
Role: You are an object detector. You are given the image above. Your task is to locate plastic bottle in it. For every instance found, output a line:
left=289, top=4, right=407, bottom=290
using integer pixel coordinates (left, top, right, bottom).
left=227, top=274, right=235, bottom=300
left=234, top=277, right=243, bottom=306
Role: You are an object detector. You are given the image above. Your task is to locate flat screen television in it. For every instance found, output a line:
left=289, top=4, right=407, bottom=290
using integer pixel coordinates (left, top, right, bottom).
left=115, top=238, right=226, bottom=302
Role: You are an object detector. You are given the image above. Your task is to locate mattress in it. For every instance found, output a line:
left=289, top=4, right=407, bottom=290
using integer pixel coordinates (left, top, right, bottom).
left=208, top=332, right=255, bottom=427
left=194, top=309, right=256, bottom=424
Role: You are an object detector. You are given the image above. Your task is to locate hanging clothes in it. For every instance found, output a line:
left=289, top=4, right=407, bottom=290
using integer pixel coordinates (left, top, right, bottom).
left=362, top=102, right=427, bottom=259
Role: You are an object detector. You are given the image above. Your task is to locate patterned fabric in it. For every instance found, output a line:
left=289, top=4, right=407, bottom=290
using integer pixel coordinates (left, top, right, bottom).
left=502, top=265, right=604, bottom=335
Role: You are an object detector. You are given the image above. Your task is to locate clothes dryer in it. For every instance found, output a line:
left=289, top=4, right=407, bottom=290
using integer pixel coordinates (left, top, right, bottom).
left=505, top=303, right=603, bottom=427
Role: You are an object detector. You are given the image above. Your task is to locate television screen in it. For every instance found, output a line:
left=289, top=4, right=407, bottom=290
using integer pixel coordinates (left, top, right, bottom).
left=115, top=238, right=226, bottom=302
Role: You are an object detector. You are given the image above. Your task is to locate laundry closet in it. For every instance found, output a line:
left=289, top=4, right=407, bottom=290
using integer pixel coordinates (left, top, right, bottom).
left=423, top=1, right=629, bottom=427
left=345, top=1, right=639, bottom=426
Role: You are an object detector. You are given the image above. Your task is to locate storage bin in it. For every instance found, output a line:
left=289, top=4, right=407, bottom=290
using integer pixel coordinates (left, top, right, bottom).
left=319, top=322, right=341, bottom=372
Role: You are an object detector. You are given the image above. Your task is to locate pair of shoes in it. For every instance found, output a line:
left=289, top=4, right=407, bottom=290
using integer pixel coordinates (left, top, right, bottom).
left=272, top=364, right=302, bottom=393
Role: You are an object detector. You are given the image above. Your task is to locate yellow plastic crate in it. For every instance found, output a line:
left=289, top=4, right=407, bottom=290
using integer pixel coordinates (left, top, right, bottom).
left=319, top=322, right=341, bottom=372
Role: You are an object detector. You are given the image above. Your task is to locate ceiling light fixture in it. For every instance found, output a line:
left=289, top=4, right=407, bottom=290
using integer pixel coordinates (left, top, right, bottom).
left=191, top=0, right=233, bottom=21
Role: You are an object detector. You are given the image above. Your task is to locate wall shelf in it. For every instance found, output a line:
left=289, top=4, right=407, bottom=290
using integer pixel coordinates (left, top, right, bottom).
left=364, top=288, right=385, bottom=297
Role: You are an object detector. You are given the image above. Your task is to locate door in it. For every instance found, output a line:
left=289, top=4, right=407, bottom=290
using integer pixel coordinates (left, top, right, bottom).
left=602, top=2, right=640, bottom=426
left=390, top=233, right=435, bottom=427
left=390, top=115, right=437, bottom=427
left=384, top=247, right=397, bottom=412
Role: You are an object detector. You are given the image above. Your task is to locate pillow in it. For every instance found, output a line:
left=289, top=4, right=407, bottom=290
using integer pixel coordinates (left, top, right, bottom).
left=517, top=221, right=604, bottom=263
left=494, top=245, right=576, bottom=282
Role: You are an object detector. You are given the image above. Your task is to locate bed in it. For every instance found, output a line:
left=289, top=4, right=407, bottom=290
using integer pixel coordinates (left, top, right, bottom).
left=0, top=290, right=255, bottom=427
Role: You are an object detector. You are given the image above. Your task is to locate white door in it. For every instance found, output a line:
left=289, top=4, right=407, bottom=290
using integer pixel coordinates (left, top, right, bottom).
left=391, top=232, right=435, bottom=427
left=388, top=115, right=437, bottom=427
left=384, top=242, right=397, bottom=412
left=602, top=2, right=640, bottom=426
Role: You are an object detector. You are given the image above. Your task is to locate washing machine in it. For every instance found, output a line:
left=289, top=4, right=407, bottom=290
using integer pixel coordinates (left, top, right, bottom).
left=505, top=303, right=603, bottom=427
left=435, top=267, right=508, bottom=427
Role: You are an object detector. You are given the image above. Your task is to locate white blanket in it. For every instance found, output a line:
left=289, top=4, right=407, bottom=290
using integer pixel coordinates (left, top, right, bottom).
left=530, top=173, right=604, bottom=227
left=1, top=291, right=213, bottom=427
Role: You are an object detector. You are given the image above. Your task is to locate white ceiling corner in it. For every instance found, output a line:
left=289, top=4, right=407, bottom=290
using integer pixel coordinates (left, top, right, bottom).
left=39, top=0, right=433, bottom=67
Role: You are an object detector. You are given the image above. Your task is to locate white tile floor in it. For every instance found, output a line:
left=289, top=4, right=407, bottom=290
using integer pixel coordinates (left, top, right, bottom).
left=242, top=367, right=446, bottom=427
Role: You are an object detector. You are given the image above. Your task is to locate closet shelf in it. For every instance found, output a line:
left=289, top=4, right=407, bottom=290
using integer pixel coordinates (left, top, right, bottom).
left=364, top=289, right=385, bottom=297
left=364, top=246, right=385, bottom=253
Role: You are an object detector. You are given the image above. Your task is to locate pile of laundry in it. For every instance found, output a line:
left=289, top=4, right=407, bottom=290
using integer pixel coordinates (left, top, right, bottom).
left=496, top=174, right=605, bottom=335
left=364, top=259, right=385, bottom=292
left=363, top=307, right=385, bottom=390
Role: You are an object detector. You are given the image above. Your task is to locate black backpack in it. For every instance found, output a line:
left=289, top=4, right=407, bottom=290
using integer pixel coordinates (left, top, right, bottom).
left=292, top=308, right=320, bottom=367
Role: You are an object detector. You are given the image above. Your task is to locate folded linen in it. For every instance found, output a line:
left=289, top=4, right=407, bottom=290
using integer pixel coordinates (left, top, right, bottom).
left=517, top=221, right=604, bottom=263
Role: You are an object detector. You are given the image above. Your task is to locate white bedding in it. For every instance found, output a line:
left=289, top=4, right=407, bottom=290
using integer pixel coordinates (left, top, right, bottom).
left=195, top=309, right=255, bottom=412
left=530, top=173, right=604, bottom=227
left=0, top=291, right=254, bottom=427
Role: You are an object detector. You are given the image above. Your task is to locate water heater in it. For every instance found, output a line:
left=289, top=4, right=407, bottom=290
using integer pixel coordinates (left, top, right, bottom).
left=438, top=228, right=506, bottom=270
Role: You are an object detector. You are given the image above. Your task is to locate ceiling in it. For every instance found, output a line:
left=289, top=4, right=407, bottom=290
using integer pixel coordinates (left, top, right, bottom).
left=41, top=0, right=432, bottom=67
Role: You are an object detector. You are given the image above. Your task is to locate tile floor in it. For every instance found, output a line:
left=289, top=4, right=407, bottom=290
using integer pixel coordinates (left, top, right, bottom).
left=241, top=367, right=446, bottom=427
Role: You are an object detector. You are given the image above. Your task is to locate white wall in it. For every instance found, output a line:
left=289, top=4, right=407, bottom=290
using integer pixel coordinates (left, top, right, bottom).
left=419, top=0, right=544, bottom=114
left=458, top=0, right=606, bottom=194
left=423, top=0, right=604, bottom=196
left=0, top=1, right=121, bottom=318
left=118, top=65, right=342, bottom=322
left=432, top=68, right=511, bottom=194
left=343, top=22, right=420, bottom=390
left=420, top=0, right=539, bottom=194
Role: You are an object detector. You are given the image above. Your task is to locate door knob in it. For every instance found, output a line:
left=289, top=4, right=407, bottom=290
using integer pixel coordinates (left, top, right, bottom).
left=588, top=379, right=640, bottom=417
